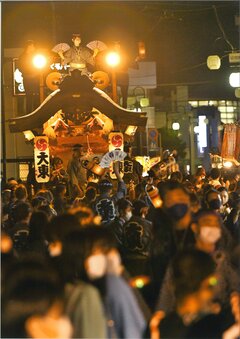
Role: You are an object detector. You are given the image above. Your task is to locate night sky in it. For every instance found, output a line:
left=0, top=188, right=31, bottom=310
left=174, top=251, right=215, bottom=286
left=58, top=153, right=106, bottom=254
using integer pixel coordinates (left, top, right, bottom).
left=2, top=1, right=240, bottom=98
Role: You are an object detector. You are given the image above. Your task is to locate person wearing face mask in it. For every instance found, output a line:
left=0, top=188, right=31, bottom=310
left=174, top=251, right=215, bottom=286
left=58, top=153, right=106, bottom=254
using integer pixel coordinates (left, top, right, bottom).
left=120, top=199, right=153, bottom=277
left=149, top=181, right=195, bottom=310
left=205, top=188, right=222, bottom=212
left=157, top=250, right=236, bottom=339
left=108, top=198, right=133, bottom=247
left=150, top=210, right=240, bottom=338
left=61, top=227, right=146, bottom=339
left=204, top=188, right=234, bottom=252
left=2, top=257, right=73, bottom=339
left=192, top=211, right=240, bottom=328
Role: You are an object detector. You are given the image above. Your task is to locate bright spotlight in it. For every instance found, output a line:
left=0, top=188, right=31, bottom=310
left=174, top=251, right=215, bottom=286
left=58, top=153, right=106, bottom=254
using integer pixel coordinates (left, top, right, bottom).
left=229, top=72, right=240, bottom=88
left=172, top=122, right=180, bottom=130
left=106, top=52, right=120, bottom=67
left=32, top=54, right=47, bottom=69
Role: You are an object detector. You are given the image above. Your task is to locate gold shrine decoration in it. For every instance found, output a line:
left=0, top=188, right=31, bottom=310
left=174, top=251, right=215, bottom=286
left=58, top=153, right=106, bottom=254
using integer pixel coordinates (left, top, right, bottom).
left=92, top=71, right=110, bottom=90
left=46, top=72, right=62, bottom=91
left=34, top=136, right=50, bottom=183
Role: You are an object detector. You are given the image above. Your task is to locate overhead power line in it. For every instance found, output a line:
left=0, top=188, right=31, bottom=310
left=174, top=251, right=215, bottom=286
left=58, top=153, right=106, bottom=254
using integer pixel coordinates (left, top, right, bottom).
left=212, top=5, right=235, bottom=52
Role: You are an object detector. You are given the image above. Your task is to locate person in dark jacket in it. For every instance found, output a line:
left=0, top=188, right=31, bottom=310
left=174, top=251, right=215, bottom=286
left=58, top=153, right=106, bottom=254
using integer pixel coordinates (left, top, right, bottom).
left=53, top=183, right=69, bottom=215
left=121, top=199, right=152, bottom=277
left=26, top=211, right=49, bottom=257
left=108, top=198, right=133, bottom=246
left=151, top=210, right=240, bottom=337
left=7, top=202, right=32, bottom=253
left=158, top=250, right=235, bottom=339
left=94, top=162, right=127, bottom=225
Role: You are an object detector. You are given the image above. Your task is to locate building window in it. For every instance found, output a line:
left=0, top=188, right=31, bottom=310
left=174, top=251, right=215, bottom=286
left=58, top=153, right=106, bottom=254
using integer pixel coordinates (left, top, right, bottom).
left=188, top=100, right=239, bottom=124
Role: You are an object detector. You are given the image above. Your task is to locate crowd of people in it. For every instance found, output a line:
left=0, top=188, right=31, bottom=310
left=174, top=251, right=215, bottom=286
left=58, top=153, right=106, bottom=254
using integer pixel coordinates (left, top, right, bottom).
left=1, top=146, right=240, bottom=338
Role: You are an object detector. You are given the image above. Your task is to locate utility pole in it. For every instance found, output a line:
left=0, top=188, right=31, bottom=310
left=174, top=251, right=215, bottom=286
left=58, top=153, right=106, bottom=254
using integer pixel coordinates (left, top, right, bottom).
left=188, top=111, right=195, bottom=174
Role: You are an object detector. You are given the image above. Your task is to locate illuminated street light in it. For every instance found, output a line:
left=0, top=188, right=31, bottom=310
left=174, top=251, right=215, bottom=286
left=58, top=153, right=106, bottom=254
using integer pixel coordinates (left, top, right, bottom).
left=106, top=51, right=120, bottom=103
left=32, top=54, right=47, bottom=69
left=32, top=54, right=47, bottom=103
left=106, top=52, right=120, bottom=68
left=229, top=72, right=240, bottom=88
left=172, top=122, right=180, bottom=130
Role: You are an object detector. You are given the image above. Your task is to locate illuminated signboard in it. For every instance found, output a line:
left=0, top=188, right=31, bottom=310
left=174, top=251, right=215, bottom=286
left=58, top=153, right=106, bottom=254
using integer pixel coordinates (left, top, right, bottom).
left=12, top=58, right=70, bottom=96
left=13, top=58, right=25, bottom=95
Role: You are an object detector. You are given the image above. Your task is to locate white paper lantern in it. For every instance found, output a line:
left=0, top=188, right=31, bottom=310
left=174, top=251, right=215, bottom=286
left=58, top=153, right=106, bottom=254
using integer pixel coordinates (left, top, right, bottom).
left=235, top=88, right=240, bottom=98
left=140, top=97, right=149, bottom=107
left=229, top=73, right=240, bottom=88
left=207, top=55, right=221, bottom=70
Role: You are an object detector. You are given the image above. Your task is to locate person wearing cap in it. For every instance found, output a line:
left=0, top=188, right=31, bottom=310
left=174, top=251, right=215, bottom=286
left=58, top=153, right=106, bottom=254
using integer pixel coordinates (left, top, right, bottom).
left=67, top=144, right=87, bottom=199
left=58, top=34, right=98, bottom=74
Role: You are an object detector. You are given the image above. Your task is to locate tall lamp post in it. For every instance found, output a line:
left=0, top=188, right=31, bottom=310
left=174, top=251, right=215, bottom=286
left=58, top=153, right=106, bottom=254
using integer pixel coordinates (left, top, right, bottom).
left=32, top=54, right=47, bottom=103
left=21, top=53, right=48, bottom=142
left=106, top=51, right=120, bottom=103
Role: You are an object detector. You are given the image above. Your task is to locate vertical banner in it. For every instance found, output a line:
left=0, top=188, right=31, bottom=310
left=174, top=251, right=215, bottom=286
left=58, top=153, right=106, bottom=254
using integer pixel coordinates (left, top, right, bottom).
left=221, top=124, right=237, bottom=158
left=148, top=128, right=159, bottom=149
left=108, top=132, right=124, bottom=179
left=34, top=136, right=50, bottom=183
left=235, top=125, right=240, bottom=160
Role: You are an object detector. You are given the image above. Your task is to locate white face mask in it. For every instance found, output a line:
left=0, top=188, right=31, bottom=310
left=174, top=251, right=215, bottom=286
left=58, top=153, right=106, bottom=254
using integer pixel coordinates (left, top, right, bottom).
left=106, top=251, right=122, bottom=276
left=85, top=254, right=107, bottom=280
left=199, top=227, right=221, bottom=244
left=125, top=211, right=132, bottom=221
